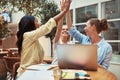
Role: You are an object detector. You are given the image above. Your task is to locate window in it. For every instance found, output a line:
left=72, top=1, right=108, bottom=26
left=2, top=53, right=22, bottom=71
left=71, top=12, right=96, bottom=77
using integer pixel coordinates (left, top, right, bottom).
left=102, top=21, right=120, bottom=55
left=76, top=25, right=86, bottom=34
left=73, top=0, right=120, bottom=55
left=63, top=9, right=73, bottom=25
left=103, top=21, right=120, bottom=40
left=101, top=0, right=120, bottom=55
left=76, top=4, right=98, bottom=23
left=102, top=0, right=120, bottom=19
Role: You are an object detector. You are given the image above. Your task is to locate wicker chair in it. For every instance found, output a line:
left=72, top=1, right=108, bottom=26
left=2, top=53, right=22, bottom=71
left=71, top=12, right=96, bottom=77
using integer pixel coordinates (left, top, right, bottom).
left=0, top=58, right=7, bottom=80
left=3, top=56, right=20, bottom=80
left=12, top=62, right=20, bottom=80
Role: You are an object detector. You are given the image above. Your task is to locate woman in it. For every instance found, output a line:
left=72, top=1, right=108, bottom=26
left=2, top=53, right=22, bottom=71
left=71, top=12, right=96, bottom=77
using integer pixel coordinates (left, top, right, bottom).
left=66, top=10, right=112, bottom=69
left=52, top=24, right=71, bottom=64
left=52, top=0, right=71, bottom=65
left=16, top=0, right=71, bottom=77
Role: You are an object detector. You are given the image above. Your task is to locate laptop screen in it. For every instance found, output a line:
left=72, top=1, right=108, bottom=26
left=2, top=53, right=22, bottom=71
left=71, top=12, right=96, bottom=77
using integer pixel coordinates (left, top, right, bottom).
left=56, top=44, right=98, bottom=71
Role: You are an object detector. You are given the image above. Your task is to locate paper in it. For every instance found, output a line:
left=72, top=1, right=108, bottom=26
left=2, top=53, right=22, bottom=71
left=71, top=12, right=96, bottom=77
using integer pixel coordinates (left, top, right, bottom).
left=26, top=64, right=58, bottom=70
left=17, top=70, right=54, bottom=80
left=61, top=69, right=90, bottom=80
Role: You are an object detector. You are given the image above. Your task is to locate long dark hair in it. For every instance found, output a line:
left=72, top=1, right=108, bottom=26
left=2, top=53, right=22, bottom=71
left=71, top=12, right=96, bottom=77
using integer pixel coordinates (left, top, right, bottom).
left=16, top=16, right=36, bottom=54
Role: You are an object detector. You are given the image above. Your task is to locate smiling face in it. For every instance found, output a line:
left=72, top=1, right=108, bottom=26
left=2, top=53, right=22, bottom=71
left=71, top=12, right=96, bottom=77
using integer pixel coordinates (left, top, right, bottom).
left=34, top=18, right=40, bottom=28
left=61, top=25, right=69, bottom=37
left=84, top=20, right=96, bottom=37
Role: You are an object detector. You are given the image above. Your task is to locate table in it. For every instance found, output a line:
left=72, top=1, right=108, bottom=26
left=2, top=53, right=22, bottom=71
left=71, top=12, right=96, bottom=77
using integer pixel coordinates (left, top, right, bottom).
left=17, top=65, right=117, bottom=80
left=87, top=67, right=117, bottom=80
left=54, top=67, right=117, bottom=80
left=0, top=51, right=8, bottom=57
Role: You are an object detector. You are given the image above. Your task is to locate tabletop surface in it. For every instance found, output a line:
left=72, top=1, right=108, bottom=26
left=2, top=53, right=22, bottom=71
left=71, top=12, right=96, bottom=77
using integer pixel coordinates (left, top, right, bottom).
left=0, top=51, right=8, bottom=57
left=17, top=64, right=117, bottom=80
left=0, top=51, right=8, bottom=54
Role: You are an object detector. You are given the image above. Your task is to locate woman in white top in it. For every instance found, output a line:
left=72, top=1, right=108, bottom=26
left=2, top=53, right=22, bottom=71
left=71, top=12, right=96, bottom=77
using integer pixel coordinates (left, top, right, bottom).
left=52, top=1, right=72, bottom=64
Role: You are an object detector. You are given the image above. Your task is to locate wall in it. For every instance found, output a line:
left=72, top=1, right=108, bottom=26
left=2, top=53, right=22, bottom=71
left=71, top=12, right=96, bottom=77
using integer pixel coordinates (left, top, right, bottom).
left=38, top=36, right=51, bottom=57
left=55, top=0, right=110, bottom=8
left=0, top=23, right=18, bottom=48
left=11, top=11, right=24, bottom=23
left=109, top=54, right=120, bottom=80
left=109, top=63, right=120, bottom=80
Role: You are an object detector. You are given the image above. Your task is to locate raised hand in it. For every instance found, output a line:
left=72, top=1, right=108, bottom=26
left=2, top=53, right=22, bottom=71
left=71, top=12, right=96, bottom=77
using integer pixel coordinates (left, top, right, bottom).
left=62, top=0, right=71, bottom=12
left=53, top=0, right=72, bottom=23
left=60, top=0, right=65, bottom=11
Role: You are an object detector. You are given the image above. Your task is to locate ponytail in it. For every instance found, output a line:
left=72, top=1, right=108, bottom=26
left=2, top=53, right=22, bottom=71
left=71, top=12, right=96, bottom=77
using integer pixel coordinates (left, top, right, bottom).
left=89, top=18, right=108, bottom=34
left=100, top=19, right=108, bottom=31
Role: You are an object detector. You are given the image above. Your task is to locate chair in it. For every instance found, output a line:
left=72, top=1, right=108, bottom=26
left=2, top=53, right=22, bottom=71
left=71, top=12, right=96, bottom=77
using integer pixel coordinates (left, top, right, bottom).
left=0, top=58, right=7, bottom=80
left=12, top=62, right=20, bottom=80
left=3, top=56, right=20, bottom=80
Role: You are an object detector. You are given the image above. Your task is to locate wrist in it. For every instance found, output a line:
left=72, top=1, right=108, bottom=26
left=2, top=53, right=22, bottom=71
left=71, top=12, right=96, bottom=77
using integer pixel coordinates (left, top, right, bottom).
left=62, top=8, right=68, bottom=13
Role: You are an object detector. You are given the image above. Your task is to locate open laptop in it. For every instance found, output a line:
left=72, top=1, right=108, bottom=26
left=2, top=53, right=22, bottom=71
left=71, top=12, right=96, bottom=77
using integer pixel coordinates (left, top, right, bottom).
left=56, top=44, right=97, bottom=71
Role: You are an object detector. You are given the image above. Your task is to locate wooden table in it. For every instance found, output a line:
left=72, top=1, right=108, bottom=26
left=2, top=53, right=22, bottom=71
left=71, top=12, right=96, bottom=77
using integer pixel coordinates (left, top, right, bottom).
left=17, top=65, right=117, bottom=80
left=0, top=51, right=8, bottom=57
left=87, top=67, right=117, bottom=80
left=54, top=67, right=117, bottom=80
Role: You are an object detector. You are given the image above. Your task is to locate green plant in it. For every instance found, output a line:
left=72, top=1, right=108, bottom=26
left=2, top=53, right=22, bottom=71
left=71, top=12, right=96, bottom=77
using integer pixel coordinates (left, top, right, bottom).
left=0, top=0, right=60, bottom=39
left=0, top=0, right=60, bottom=56
left=0, top=16, right=12, bottom=39
left=40, top=0, right=60, bottom=38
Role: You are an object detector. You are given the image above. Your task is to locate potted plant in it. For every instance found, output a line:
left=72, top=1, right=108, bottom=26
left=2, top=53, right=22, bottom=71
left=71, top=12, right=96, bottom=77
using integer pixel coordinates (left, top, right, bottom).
left=0, top=15, right=12, bottom=46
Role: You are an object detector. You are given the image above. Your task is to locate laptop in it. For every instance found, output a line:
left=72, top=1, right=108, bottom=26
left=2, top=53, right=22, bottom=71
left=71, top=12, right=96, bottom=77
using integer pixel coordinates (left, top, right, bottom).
left=56, top=44, right=97, bottom=71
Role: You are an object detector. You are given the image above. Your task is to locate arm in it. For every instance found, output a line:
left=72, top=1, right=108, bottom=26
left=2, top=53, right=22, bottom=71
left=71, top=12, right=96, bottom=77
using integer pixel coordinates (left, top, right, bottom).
left=54, top=19, right=63, bottom=43
left=69, top=27, right=89, bottom=43
left=24, top=0, right=71, bottom=41
left=65, top=7, right=89, bottom=43
left=66, top=10, right=89, bottom=43
left=98, top=64, right=106, bottom=69
left=101, top=47, right=112, bottom=69
left=53, top=0, right=65, bottom=44
left=53, top=0, right=71, bottom=23
left=66, top=9, right=72, bottom=30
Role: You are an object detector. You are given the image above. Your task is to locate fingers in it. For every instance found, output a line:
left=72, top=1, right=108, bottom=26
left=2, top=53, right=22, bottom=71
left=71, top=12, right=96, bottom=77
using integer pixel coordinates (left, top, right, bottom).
left=60, top=0, right=72, bottom=12
left=65, top=0, right=72, bottom=4
left=60, top=0, right=65, bottom=11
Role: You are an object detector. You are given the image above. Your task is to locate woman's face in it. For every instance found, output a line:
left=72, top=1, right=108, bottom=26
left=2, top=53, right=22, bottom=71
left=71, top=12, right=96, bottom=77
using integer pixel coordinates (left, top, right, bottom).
left=34, top=18, right=40, bottom=28
left=61, top=25, right=69, bottom=37
left=84, top=21, right=96, bottom=36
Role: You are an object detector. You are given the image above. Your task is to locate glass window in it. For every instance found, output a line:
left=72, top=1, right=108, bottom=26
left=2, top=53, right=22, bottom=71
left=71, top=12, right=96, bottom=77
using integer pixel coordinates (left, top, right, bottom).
left=102, top=0, right=120, bottom=19
left=76, top=4, right=98, bottom=23
left=102, top=21, right=120, bottom=55
left=76, top=25, right=86, bottom=34
left=102, top=21, right=120, bottom=40
left=108, top=42, right=120, bottom=55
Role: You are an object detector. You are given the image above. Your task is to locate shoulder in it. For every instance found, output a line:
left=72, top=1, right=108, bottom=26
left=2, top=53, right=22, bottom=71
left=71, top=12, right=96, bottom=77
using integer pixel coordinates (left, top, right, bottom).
left=103, top=40, right=112, bottom=49
left=99, top=38, right=112, bottom=52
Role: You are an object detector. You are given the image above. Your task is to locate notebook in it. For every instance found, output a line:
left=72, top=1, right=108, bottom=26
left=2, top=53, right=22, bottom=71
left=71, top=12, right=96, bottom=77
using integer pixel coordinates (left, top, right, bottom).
left=56, top=44, right=97, bottom=71
left=61, top=70, right=91, bottom=80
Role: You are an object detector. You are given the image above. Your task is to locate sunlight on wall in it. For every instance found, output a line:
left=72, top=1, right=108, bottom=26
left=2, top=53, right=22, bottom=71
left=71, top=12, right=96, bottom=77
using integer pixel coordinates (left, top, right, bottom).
left=38, top=36, right=51, bottom=57
left=12, top=11, right=24, bottom=23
